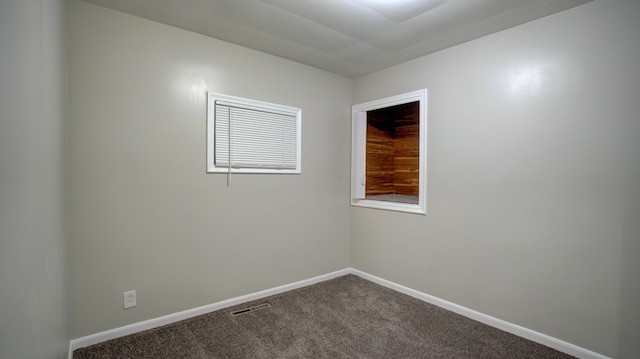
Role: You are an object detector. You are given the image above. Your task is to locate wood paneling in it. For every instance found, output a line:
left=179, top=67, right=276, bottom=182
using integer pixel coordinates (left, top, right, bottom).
left=365, top=101, right=419, bottom=197
left=394, top=104, right=419, bottom=196
left=366, top=120, right=395, bottom=195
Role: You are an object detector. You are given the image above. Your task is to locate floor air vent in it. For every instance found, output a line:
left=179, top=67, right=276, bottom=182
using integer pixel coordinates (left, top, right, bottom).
left=230, top=303, right=272, bottom=316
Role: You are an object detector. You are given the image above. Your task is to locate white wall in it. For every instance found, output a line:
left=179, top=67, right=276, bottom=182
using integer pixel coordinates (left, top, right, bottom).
left=0, top=0, right=69, bottom=358
left=67, top=0, right=353, bottom=338
left=58, top=0, right=639, bottom=356
left=352, top=0, right=640, bottom=357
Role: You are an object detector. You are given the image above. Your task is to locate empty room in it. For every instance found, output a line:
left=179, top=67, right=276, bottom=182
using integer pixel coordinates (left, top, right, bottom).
left=1, top=0, right=639, bottom=358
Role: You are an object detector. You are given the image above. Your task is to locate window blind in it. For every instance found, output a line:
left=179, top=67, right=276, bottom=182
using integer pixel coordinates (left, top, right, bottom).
left=214, top=101, right=298, bottom=170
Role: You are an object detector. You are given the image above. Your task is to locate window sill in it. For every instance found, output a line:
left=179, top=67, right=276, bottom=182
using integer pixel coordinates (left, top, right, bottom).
left=207, top=168, right=301, bottom=174
left=365, top=194, right=418, bottom=204
left=351, top=198, right=426, bottom=215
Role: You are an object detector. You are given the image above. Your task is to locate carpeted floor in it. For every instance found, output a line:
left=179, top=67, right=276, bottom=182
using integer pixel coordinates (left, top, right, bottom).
left=73, top=275, right=575, bottom=358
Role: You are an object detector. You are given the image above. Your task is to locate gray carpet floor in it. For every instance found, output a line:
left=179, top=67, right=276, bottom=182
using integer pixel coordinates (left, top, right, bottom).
left=73, top=274, right=575, bottom=358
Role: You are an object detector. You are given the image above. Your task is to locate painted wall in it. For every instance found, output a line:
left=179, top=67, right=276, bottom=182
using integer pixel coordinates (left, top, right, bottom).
left=352, top=0, right=640, bottom=357
left=67, top=0, right=353, bottom=338
left=0, top=0, right=69, bottom=358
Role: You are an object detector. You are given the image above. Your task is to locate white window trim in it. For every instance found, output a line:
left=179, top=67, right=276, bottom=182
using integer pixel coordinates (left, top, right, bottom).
left=207, top=93, right=302, bottom=174
left=351, top=89, right=427, bottom=215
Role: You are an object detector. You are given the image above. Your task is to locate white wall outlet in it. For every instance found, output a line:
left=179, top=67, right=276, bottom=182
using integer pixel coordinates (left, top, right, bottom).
left=123, top=290, right=136, bottom=309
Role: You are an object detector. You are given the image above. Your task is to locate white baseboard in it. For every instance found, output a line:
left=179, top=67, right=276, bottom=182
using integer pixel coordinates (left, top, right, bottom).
left=68, top=268, right=350, bottom=358
left=348, top=268, right=610, bottom=359
left=68, top=267, right=609, bottom=359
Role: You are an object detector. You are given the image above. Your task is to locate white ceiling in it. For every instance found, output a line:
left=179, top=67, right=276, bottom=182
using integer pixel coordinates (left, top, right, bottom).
left=79, top=0, right=592, bottom=78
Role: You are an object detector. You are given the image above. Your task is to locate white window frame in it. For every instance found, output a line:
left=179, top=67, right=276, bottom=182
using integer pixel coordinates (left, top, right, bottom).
left=351, top=89, right=427, bottom=215
left=207, top=93, right=302, bottom=174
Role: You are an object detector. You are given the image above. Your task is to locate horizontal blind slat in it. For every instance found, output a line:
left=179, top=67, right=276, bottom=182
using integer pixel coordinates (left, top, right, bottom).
left=214, top=103, right=297, bottom=169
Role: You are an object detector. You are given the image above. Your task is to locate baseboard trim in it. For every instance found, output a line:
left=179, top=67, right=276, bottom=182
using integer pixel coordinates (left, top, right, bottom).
left=68, top=267, right=609, bottom=359
left=349, top=268, right=610, bottom=359
left=68, top=268, right=350, bottom=357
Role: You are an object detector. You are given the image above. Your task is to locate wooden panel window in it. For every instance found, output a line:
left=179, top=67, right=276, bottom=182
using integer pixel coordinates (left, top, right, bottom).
left=352, top=90, right=427, bottom=214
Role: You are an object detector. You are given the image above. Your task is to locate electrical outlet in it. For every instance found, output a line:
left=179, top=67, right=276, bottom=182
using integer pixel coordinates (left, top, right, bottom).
left=123, top=290, right=136, bottom=309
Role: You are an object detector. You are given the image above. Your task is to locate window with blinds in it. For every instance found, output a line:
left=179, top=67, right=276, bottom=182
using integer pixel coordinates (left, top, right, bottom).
left=207, top=93, right=301, bottom=174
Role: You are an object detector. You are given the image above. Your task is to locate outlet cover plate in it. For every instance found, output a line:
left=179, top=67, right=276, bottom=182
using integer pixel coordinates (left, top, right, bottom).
left=123, top=290, right=136, bottom=309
